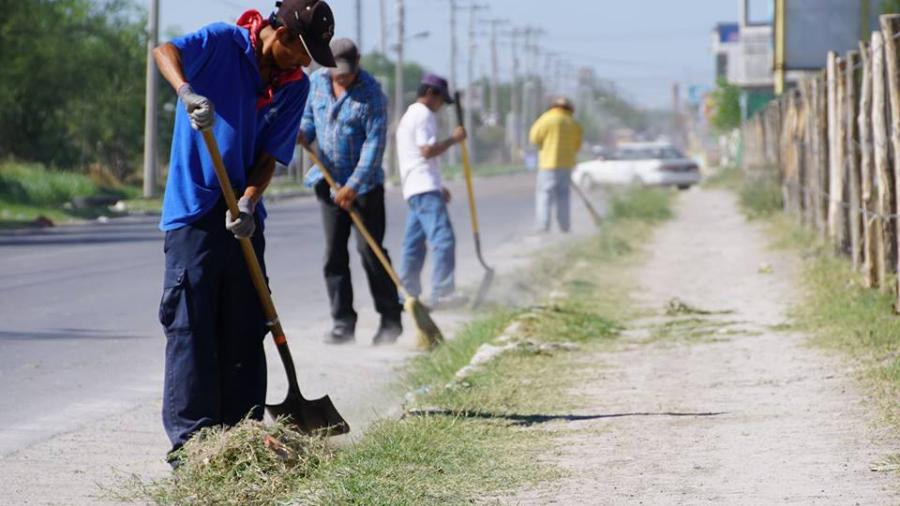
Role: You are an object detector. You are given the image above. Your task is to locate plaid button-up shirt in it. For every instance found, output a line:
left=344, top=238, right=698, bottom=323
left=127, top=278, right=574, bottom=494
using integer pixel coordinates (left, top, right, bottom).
left=301, top=68, right=387, bottom=195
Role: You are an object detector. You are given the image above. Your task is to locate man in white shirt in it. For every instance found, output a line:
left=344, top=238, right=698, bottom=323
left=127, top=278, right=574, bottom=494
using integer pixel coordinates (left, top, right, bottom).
left=396, top=74, right=467, bottom=308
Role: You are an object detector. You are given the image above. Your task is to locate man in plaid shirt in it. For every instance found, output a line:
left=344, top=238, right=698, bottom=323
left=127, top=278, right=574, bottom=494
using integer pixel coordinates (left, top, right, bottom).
left=299, top=38, right=403, bottom=345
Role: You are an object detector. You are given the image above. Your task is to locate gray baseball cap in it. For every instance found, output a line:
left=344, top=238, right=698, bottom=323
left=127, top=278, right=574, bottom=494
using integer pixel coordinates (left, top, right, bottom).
left=330, top=38, right=360, bottom=75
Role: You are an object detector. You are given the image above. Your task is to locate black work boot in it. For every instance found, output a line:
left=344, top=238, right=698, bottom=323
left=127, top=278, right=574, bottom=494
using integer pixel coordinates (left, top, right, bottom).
left=324, top=322, right=356, bottom=345
left=372, top=317, right=402, bottom=346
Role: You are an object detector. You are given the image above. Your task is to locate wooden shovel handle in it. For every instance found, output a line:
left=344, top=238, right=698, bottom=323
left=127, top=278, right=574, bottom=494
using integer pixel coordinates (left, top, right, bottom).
left=200, top=130, right=288, bottom=346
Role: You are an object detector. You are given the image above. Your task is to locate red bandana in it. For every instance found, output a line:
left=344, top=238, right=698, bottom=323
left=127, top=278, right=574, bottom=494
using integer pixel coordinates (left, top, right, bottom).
left=236, top=10, right=305, bottom=109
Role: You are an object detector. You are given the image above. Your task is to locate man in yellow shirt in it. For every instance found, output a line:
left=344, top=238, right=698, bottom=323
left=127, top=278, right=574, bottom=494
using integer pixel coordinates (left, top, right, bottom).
left=529, top=97, right=583, bottom=232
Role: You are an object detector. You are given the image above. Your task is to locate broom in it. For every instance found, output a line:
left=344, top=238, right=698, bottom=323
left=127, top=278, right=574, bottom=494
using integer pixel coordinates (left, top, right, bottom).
left=303, top=148, right=443, bottom=350
left=571, top=181, right=604, bottom=227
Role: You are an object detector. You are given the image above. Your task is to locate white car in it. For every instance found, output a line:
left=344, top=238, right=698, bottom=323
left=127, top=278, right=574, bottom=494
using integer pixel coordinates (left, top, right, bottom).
left=573, top=142, right=701, bottom=191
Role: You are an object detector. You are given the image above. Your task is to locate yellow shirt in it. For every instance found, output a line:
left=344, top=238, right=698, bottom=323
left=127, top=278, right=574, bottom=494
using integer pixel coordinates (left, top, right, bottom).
left=529, top=108, right=583, bottom=170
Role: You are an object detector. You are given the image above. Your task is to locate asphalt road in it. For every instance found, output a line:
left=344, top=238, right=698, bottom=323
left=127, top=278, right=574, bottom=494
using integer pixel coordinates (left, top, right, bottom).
left=0, top=172, right=595, bottom=459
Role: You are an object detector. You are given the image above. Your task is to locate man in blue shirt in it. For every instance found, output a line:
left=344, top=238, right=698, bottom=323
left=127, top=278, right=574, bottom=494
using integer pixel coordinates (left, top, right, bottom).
left=152, top=0, right=336, bottom=463
left=299, top=38, right=403, bottom=346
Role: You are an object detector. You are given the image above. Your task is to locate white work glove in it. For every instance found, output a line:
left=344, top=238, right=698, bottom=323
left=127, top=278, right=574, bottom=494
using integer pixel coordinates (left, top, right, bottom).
left=225, top=196, right=256, bottom=239
left=178, top=84, right=215, bottom=130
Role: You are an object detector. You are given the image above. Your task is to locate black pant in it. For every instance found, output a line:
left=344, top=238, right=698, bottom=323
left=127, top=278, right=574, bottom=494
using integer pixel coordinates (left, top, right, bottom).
left=159, top=199, right=267, bottom=453
left=315, top=180, right=402, bottom=328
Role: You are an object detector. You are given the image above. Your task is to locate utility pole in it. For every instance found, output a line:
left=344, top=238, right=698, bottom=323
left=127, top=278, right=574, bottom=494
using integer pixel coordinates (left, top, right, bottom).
left=482, top=18, right=507, bottom=126
left=391, top=0, right=405, bottom=178
left=447, top=0, right=459, bottom=165
left=507, top=28, right=522, bottom=161
left=520, top=27, right=544, bottom=128
left=672, top=81, right=685, bottom=148
left=142, top=0, right=159, bottom=198
left=449, top=0, right=458, bottom=90
left=466, top=3, right=487, bottom=163
left=544, top=52, right=556, bottom=96
left=379, top=0, right=387, bottom=54
left=355, top=0, right=362, bottom=46
left=773, top=0, right=786, bottom=95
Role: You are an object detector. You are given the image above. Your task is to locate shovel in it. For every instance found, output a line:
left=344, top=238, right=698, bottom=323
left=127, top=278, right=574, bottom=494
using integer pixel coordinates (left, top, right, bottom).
left=200, top=129, right=349, bottom=436
left=453, top=91, right=495, bottom=308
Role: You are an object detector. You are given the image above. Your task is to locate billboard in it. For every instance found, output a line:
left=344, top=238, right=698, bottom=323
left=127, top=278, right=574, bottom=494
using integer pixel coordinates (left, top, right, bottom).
left=784, top=0, right=883, bottom=70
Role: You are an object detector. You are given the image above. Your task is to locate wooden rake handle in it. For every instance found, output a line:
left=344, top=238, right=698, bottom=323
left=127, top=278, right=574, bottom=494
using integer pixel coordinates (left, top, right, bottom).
left=200, top=129, right=288, bottom=346
left=303, top=148, right=411, bottom=299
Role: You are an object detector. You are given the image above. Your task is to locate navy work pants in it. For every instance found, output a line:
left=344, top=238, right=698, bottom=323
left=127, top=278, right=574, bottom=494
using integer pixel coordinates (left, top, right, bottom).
left=159, top=199, right=267, bottom=453
left=315, top=181, right=402, bottom=328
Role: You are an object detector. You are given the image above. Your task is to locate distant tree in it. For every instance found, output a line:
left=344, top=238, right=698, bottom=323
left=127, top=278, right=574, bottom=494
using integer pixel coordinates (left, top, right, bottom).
left=710, top=77, right=742, bottom=133
left=883, top=0, right=900, bottom=14
left=0, top=0, right=150, bottom=178
left=359, top=52, right=425, bottom=109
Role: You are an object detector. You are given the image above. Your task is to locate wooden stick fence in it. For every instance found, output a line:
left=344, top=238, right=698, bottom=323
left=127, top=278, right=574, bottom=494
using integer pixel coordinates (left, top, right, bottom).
left=740, top=15, right=900, bottom=308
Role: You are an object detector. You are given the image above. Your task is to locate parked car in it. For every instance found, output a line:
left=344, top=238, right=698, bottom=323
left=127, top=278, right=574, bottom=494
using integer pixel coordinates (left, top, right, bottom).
left=573, top=142, right=701, bottom=190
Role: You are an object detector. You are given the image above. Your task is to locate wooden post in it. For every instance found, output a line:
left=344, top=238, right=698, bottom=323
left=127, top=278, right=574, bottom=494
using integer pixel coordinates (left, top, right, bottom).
left=882, top=15, right=900, bottom=307
left=846, top=50, right=863, bottom=269
left=833, top=57, right=848, bottom=253
left=793, top=91, right=807, bottom=218
left=872, top=31, right=893, bottom=292
left=827, top=52, right=841, bottom=242
left=859, top=41, right=880, bottom=288
left=802, top=80, right=816, bottom=225
left=780, top=96, right=793, bottom=213
left=816, top=74, right=830, bottom=239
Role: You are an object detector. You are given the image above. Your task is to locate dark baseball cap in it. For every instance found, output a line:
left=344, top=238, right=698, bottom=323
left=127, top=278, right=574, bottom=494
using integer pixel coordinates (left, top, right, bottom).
left=421, top=73, right=454, bottom=104
left=330, top=38, right=360, bottom=75
left=274, top=0, right=337, bottom=67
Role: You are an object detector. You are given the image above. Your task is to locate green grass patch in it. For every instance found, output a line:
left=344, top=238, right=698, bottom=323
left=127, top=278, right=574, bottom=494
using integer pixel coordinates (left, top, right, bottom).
left=405, top=311, right=518, bottom=394
left=739, top=174, right=783, bottom=219
left=308, top=414, right=549, bottom=505
left=706, top=166, right=783, bottom=219
left=0, top=161, right=139, bottom=226
left=609, top=186, right=674, bottom=222
left=702, top=165, right=743, bottom=190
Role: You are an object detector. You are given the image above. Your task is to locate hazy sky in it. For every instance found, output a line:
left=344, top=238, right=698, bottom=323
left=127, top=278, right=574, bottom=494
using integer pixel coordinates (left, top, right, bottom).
left=158, top=0, right=739, bottom=109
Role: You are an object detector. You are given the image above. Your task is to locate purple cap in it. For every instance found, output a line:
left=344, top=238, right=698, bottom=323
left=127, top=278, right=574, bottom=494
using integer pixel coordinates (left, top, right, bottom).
left=420, top=73, right=454, bottom=104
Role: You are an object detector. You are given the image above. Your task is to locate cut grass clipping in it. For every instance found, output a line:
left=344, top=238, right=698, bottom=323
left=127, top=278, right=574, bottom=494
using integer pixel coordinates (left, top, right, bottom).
left=127, top=419, right=331, bottom=505
left=130, top=186, right=674, bottom=505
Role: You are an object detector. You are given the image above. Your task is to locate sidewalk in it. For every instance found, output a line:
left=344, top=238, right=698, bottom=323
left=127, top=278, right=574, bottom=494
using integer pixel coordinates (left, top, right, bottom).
left=509, top=188, right=900, bottom=504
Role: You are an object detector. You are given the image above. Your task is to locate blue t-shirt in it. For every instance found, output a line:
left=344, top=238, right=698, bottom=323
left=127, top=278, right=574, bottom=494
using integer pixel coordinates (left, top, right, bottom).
left=160, top=23, right=310, bottom=231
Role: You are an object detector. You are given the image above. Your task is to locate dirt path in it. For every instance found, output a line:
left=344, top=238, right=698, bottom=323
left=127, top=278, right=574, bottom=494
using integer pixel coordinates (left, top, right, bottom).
left=510, top=188, right=900, bottom=505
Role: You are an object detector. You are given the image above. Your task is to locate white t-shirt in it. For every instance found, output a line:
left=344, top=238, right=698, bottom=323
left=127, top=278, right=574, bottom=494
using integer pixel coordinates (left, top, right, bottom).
left=397, top=102, right=442, bottom=200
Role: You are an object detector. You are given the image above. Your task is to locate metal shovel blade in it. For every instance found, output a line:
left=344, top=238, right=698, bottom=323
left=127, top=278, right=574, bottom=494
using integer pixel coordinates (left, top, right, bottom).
left=266, top=393, right=350, bottom=436
left=471, top=267, right=495, bottom=309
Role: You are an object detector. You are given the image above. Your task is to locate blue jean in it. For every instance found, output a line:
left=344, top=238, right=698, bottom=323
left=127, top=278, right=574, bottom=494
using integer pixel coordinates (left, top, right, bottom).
left=535, top=168, right=572, bottom=232
left=399, top=191, right=456, bottom=299
left=159, top=199, right=267, bottom=455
